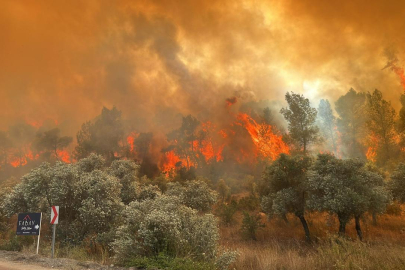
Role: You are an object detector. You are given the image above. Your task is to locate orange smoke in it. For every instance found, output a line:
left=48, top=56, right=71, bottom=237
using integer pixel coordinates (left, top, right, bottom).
left=226, top=97, right=238, bottom=107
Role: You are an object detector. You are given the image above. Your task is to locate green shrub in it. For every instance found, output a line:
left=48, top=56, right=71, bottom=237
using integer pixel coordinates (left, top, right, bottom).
left=240, top=212, right=265, bottom=240
left=237, top=195, right=260, bottom=211
left=113, top=195, right=219, bottom=262
left=0, top=236, right=22, bottom=251
left=166, top=180, right=218, bottom=212
left=217, top=201, right=237, bottom=226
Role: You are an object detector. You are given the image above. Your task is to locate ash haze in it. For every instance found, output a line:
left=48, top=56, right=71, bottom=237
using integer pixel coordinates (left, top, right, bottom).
left=1, top=0, right=405, bottom=135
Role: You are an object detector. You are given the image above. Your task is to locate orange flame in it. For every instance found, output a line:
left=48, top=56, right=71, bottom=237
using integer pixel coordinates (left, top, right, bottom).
left=57, top=150, right=71, bottom=163
left=127, top=132, right=139, bottom=153
left=366, top=134, right=379, bottom=162
left=236, top=113, right=289, bottom=160
left=9, top=148, right=40, bottom=167
left=384, top=60, right=405, bottom=92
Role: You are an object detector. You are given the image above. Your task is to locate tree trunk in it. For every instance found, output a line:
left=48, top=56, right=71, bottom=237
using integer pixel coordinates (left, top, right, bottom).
left=298, top=215, right=311, bottom=242
left=372, top=212, right=378, bottom=225
left=355, top=215, right=363, bottom=241
left=338, top=218, right=347, bottom=236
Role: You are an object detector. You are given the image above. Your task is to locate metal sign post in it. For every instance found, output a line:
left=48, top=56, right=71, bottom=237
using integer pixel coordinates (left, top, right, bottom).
left=50, top=206, right=59, bottom=258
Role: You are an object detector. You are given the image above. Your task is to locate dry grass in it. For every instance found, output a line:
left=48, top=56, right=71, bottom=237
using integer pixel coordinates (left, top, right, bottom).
left=220, top=212, right=405, bottom=269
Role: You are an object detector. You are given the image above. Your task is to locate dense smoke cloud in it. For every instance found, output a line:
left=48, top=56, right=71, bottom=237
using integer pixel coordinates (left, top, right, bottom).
left=1, top=0, right=405, bottom=136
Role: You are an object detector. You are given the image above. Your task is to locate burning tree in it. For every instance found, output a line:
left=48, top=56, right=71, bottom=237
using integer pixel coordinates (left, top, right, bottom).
left=165, top=115, right=200, bottom=170
left=8, top=122, right=36, bottom=167
left=280, top=92, right=319, bottom=154
left=365, top=89, right=397, bottom=165
left=237, top=113, right=289, bottom=160
left=33, top=128, right=72, bottom=162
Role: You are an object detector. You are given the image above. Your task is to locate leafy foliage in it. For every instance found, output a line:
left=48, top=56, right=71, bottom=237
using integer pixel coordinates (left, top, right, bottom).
left=2, top=154, right=125, bottom=245
left=240, top=212, right=265, bottom=240
left=308, top=154, right=390, bottom=238
left=261, top=154, right=312, bottom=240
left=280, top=92, right=319, bottom=153
left=390, top=163, right=405, bottom=203
left=75, top=107, right=124, bottom=162
left=113, top=194, right=219, bottom=262
left=166, top=180, right=218, bottom=212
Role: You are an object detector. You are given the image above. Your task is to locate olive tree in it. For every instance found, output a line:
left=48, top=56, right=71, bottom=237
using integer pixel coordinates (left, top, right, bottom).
left=260, top=154, right=312, bottom=241
left=390, top=163, right=405, bottom=202
left=108, top=159, right=140, bottom=204
left=3, top=154, right=124, bottom=245
left=308, top=154, right=390, bottom=240
left=166, top=180, right=218, bottom=212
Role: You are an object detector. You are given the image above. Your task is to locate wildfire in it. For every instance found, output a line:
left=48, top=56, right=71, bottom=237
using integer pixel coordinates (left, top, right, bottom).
left=383, top=59, right=405, bottom=92
left=194, top=122, right=224, bottom=162
left=127, top=132, right=139, bottom=153
left=366, top=134, right=379, bottom=162
left=160, top=149, right=196, bottom=175
left=57, top=150, right=71, bottom=163
left=9, top=148, right=39, bottom=167
left=236, top=113, right=289, bottom=160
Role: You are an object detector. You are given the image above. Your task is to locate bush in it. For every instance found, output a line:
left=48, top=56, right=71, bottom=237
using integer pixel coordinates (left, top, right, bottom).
left=217, top=201, right=237, bottom=226
left=237, top=195, right=260, bottom=211
left=113, top=194, right=219, bottom=262
left=240, top=212, right=265, bottom=240
left=0, top=237, right=22, bottom=251
left=386, top=202, right=402, bottom=216
left=166, top=180, right=218, bottom=212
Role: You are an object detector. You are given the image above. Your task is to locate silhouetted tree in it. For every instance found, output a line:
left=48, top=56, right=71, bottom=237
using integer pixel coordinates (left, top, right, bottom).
left=335, top=88, right=366, bottom=159
left=75, top=107, right=124, bottom=162
left=33, top=128, right=72, bottom=161
left=280, top=92, right=319, bottom=154
left=167, top=115, right=200, bottom=168
left=366, top=89, right=397, bottom=164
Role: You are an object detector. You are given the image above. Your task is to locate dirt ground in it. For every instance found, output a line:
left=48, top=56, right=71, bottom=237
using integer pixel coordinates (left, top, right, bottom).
left=0, top=250, right=131, bottom=270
